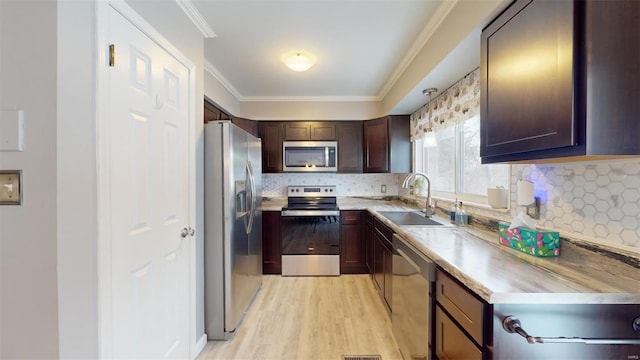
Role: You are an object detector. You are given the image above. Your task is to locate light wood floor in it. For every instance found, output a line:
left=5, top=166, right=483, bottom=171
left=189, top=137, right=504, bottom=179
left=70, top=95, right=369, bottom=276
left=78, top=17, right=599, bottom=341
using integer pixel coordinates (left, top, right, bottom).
left=198, top=275, right=402, bottom=360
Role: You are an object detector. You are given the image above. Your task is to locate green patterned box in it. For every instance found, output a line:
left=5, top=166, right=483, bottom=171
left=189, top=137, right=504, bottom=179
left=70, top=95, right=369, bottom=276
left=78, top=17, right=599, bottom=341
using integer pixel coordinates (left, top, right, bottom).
left=498, top=222, right=560, bottom=257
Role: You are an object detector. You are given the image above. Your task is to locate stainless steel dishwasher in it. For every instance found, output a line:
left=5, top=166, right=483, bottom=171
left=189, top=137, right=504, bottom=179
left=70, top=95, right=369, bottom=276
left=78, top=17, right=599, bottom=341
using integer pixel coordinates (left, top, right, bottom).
left=392, top=234, right=436, bottom=360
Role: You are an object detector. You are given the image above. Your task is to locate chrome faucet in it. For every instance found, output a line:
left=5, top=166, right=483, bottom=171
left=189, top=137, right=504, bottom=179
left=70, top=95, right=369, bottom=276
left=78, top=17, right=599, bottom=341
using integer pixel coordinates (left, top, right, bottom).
left=402, top=172, right=434, bottom=218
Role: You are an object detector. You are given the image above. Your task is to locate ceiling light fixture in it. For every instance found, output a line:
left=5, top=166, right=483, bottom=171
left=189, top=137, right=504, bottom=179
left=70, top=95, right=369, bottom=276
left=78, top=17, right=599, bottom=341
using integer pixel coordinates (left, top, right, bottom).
left=282, top=51, right=316, bottom=72
left=422, top=88, right=438, bottom=148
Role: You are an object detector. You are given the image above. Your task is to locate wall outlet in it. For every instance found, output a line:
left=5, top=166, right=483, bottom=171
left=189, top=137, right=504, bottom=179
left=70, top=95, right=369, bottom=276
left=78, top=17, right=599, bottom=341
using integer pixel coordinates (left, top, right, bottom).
left=380, top=184, right=387, bottom=193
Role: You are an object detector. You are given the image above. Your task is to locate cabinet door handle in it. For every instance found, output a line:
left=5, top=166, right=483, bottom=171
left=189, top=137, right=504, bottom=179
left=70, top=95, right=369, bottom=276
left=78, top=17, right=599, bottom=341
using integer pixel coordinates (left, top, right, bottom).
left=502, top=315, right=640, bottom=345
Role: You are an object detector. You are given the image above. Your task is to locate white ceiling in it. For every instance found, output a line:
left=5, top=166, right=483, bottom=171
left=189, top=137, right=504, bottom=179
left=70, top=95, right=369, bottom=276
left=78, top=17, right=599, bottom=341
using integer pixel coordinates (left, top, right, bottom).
left=190, top=0, right=504, bottom=115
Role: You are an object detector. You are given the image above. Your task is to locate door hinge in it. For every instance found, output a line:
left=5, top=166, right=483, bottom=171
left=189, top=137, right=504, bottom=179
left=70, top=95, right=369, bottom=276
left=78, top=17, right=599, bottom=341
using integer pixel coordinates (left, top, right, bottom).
left=109, top=44, right=115, bottom=67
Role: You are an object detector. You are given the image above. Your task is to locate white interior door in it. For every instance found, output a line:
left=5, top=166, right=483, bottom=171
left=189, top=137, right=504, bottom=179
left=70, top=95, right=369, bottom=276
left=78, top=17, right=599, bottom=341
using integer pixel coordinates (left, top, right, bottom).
left=107, top=7, right=190, bottom=358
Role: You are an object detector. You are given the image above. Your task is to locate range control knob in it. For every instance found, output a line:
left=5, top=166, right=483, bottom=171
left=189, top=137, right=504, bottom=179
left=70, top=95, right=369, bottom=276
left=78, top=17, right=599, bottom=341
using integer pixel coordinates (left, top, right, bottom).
left=633, top=316, right=640, bottom=333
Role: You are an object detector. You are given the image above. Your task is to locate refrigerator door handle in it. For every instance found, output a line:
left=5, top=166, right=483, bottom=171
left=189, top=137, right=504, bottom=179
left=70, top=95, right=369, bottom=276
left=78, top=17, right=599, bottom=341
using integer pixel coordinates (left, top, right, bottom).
left=245, top=161, right=256, bottom=234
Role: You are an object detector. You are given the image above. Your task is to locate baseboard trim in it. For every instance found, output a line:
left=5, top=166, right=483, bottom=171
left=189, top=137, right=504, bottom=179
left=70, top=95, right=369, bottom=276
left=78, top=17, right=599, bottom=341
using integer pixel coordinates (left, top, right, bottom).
left=193, top=333, right=208, bottom=359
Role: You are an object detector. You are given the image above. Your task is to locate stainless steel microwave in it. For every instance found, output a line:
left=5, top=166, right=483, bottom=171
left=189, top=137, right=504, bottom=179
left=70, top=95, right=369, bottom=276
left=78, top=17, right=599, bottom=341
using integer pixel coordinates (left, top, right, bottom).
left=282, top=141, right=337, bottom=172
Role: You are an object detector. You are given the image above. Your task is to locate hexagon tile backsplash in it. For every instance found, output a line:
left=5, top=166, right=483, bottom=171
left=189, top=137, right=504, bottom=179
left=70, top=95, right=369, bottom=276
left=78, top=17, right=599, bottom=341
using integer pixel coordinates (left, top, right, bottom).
left=510, top=160, right=640, bottom=251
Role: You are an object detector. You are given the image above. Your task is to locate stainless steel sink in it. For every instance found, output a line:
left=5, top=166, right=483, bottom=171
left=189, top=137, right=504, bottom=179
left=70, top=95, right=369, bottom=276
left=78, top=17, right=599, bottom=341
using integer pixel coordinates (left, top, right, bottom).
left=378, top=211, right=448, bottom=226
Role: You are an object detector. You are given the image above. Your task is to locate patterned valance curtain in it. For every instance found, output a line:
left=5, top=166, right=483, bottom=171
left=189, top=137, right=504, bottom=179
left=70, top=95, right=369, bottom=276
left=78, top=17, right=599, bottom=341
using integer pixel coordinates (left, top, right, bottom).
left=410, top=67, right=480, bottom=141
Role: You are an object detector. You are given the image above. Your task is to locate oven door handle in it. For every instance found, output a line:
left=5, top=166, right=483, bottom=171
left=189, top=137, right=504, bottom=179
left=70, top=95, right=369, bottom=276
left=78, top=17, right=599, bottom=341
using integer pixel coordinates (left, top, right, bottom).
left=281, top=210, right=340, bottom=217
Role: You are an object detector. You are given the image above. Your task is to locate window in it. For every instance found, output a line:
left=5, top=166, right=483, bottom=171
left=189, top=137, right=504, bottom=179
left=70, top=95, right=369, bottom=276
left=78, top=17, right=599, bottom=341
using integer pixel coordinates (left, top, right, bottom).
left=414, top=115, right=510, bottom=206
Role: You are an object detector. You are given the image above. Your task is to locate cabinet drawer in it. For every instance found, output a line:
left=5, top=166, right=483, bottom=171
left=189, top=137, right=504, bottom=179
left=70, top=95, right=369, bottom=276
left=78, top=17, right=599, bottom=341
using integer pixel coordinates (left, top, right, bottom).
left=373, top=217, right=393, bottom=247
left=341, top=210, right=362, bottom=225
left=436, top=306, right=483, bottom=360
left=436, top=269, right=485, bottom=345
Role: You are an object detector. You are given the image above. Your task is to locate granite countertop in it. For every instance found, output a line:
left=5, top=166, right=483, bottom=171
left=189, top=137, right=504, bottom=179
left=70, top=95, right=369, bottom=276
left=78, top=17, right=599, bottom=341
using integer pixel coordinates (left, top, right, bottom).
left=262, top=196, right=640, bottom=304
left=369, top=208, right=640, bottom=305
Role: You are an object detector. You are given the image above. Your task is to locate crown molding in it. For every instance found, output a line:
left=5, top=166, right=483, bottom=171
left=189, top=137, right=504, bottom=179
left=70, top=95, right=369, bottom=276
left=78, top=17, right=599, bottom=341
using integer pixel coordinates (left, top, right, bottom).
left=241, top=95, right=381, bottom=103
left=175, top=0, right=216, bottom=38
left=377, top=0, right=459, bottom=99
left=204, top=59, right=243, bottom=101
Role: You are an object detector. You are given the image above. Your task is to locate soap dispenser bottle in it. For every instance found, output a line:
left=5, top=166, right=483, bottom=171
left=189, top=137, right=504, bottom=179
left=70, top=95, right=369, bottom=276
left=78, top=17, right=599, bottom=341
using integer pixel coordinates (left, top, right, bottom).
left=455, top=201, right=468, bottom=226
left=450, top=200, right=457, bottom=223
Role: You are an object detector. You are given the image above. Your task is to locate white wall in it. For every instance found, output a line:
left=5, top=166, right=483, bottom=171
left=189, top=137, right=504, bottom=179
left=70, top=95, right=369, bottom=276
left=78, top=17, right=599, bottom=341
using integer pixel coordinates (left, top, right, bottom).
left=240, top=100, right=381, bottom=121
left=57, top=1, right=99, bottom=357
left=0, top=1, right=206, bottom=358
left=0, top=1, right=60, bottom=358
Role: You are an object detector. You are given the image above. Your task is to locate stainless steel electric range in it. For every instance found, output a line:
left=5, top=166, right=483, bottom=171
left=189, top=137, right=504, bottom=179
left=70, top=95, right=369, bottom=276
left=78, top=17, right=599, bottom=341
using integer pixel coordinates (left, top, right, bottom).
left=281, top=185, right=340, bottom=276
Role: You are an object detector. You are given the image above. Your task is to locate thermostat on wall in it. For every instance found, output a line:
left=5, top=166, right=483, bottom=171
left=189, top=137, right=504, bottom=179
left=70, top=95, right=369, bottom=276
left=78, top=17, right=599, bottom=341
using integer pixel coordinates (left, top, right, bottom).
left=0, top=170, right=22, bottom=205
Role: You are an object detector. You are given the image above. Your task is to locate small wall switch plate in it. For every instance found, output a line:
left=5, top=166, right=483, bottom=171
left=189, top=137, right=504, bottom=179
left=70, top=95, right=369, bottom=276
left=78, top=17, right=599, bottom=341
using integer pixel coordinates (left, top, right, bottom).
left=380, top=184, right=387, bottom=193
left=0, top=170, right=22, bottom=205
left=0, top=110, right=25, bottom=151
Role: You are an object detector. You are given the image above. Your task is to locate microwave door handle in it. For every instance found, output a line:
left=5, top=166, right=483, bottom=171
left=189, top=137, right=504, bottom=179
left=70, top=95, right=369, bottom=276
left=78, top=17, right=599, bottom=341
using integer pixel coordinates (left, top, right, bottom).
left=325, top=147, right=329, bottom=168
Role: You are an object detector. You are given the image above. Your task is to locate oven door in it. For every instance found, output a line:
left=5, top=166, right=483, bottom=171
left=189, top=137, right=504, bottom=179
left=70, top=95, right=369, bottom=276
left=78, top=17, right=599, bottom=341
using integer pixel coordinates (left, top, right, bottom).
left=281, top=213, right=340, bottom=276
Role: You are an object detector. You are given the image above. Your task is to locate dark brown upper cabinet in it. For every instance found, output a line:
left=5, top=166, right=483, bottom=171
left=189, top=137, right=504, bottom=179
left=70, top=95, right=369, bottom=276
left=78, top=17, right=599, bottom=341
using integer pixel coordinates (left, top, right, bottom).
left=336, top=121, right=363, bottom=173
left=284, top=122, right=336, bottom=140
left=204, top=99, right=230, bottom=124
left=231, top=116, right=258, bottom=137
left=363, top=116, right=411, bottom=173
left=481, top=0, right=640, bottom=163
left=258, top=122, right=284, bottom=173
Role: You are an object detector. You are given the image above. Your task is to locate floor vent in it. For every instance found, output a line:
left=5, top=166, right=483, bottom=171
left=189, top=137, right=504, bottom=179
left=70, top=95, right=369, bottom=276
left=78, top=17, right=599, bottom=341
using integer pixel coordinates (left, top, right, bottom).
left=342, top=356, right=382, bottom=360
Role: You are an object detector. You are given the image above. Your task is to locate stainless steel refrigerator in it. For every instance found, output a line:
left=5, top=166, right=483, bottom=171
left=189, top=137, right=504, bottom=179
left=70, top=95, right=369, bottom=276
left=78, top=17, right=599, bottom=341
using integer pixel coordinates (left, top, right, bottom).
left=204, top=121, right=262, bottom=340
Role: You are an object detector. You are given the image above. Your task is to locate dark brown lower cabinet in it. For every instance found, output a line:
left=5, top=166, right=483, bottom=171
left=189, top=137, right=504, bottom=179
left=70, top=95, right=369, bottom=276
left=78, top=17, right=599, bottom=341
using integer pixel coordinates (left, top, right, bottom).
left=435, top=268, right=490, bottom=359
left=372, top=232, right=384, bottom=291
left=435, top=306, right=483, bottom=360
left=262, top=211, right=281, bottom=274
left=340, top=211, right=367, bottom=274
left=364, top=212, right=374, bottom=275
left=372, top=217, right=393, bottom=313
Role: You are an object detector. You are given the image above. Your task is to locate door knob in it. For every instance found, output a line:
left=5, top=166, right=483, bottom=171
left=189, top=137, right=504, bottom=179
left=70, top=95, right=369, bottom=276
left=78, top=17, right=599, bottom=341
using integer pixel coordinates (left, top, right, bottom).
left=181, top=227, right=189, bottom=238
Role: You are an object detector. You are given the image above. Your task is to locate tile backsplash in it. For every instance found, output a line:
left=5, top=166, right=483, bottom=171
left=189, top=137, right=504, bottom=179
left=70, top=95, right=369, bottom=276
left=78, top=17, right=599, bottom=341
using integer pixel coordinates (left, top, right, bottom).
left=262, top=173, right=403, bottom=197
left=513, top=160, right=640, bottom=250
left=264, top=158, right=640, bottom=255
left=461, top=159, right=640, bottom=254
